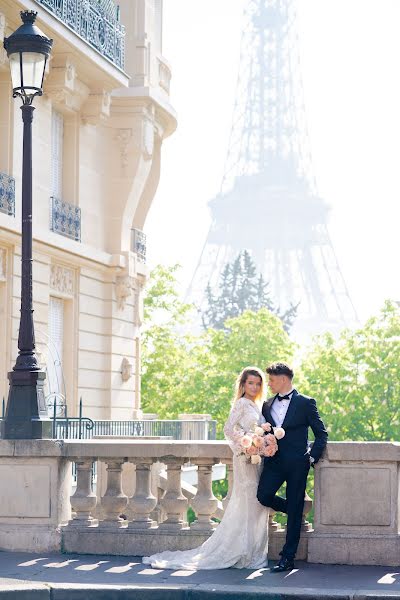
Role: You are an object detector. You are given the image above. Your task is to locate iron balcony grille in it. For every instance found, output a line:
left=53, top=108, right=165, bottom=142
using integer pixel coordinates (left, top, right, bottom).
left=131, top=228, right=147, bottom=263
left=34, top=0, right=125, bottom=70
left=0, top=172, right=15, bottom=217
left=50, top=196, right=81, bottom=242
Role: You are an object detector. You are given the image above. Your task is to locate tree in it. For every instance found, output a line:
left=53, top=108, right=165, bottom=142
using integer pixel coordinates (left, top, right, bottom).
left=141, top=265, right=295, bottom=436
left=141, top=265, right=195, bottom=417
left=299, top=300, right=400, bottom=441
left=201, top=250, right=298, bottom=332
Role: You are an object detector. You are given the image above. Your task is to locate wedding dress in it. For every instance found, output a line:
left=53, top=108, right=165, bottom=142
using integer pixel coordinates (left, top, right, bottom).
left=142, top=396, right=269, bottom=569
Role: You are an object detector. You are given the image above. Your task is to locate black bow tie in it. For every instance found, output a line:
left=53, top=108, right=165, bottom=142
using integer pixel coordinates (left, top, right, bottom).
left=276, top=393, right=291, bottom=402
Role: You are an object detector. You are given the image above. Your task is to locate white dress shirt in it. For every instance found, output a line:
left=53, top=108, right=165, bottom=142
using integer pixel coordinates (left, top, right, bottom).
left=270, top=388, right=294, bottom=427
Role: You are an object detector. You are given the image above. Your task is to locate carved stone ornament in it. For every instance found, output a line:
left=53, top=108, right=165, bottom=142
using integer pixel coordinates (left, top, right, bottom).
left=115, top=128, right=133, bottom=171
left=115, top=275, right=133, bottom=310
left=0, top=247, right=6, bottom=282
left=50, top=264, right=74, bottom=296
left=121, top=357, right=133, bottom=382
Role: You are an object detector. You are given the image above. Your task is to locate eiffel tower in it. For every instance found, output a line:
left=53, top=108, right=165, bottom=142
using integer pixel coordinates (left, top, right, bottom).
left=187, top=0, right=357, bottom=337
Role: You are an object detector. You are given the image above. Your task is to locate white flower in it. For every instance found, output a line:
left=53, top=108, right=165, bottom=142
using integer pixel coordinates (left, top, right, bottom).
left=251, top=454, right=262, bottom=465
left=254, top=426, right=264, bottom=436
left=273, top=427, right=285, bottom=440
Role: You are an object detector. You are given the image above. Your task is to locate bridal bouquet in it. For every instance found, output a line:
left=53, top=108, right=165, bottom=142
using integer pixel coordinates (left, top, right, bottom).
left=238, top=422, right=285, bottom=465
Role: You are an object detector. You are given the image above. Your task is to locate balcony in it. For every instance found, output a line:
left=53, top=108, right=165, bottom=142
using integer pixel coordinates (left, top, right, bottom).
left=34, top=0, right=125, bottom=70
left=0, top=172, right=15, bottom=217
left=50, top=196, right=81, bottom=242
left=131, top=227, right=146, bottom=263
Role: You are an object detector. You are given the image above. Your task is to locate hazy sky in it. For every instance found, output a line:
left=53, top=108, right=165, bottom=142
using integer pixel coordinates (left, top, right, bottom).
left=145, top=0, right=400, bottom=324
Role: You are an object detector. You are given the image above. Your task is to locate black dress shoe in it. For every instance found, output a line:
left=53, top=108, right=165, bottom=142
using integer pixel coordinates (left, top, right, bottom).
left=271, top=557, right=295, bottom=572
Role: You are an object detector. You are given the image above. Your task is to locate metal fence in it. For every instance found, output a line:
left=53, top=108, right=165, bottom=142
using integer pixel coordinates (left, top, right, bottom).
left=54, top=418, right=216, bottom=441
left=1, top=397, right=217, bottom=441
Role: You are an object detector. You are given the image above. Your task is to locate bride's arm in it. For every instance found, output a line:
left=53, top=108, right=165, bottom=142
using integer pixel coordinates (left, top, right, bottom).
left=223, top=398, right=246, bottom=453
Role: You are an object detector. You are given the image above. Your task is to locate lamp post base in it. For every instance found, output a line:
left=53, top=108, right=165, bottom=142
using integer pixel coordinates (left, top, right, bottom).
left=1, top=370, right=52, bottom=439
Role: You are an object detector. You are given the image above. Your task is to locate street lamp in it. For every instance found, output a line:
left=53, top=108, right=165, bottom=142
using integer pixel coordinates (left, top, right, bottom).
left=1, top=11, right=53, bottom=439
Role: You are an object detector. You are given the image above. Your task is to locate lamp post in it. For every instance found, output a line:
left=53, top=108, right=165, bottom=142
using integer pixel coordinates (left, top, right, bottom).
left=1, top=11, right=53, bottom=439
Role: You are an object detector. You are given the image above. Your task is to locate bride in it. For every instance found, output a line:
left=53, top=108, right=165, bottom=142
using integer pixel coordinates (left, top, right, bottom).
left=143, top=366, right=270, bottom=570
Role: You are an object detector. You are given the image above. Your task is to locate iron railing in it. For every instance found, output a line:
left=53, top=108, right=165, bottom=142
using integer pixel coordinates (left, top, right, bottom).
left=34, top=0, right=125, bottom=70
left=0, top=172, right=15, bottom=216
left=50, top=196, right=81, bottom=242
left=1, top=397, right=217, bottom=441
left=54, top=419, right=216, bottom=441
left=131, top=228, right=146, bottom=263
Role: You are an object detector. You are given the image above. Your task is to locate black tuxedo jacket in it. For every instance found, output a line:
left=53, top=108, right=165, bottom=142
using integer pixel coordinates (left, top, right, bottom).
left=262, top=389, right=328, bottom=463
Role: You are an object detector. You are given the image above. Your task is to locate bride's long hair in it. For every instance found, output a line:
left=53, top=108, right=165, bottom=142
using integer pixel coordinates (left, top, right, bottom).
left=233, top=366, right=266, bottom=403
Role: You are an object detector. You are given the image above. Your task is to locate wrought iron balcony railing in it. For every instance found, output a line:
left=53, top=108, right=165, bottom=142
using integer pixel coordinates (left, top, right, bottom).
left=50, top=196, right=81, bottom=242
left=34, top=0, right=125, bottom=70
left=0, top=172, right=15, bottom=217
left=131, top=228, right=146, bottom=263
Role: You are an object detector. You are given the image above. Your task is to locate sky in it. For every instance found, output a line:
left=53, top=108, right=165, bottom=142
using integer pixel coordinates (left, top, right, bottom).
left=145, top=0, right=400, bottom=326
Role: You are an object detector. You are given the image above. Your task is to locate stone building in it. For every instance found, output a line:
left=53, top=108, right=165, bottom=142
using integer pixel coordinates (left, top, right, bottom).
left=0, top=0, right=176, bottom=419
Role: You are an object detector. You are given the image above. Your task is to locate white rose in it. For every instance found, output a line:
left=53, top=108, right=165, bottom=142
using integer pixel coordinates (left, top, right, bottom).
left=254, top=426, right=264, bottom=436
left=251, top=454, right=262, bottom=465
left=273, top=427, right=285, bottom=440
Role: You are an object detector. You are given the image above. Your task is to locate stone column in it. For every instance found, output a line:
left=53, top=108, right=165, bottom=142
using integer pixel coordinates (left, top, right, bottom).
left=159, top=459, right=188, bottom=530
left=128, top=459, right=157, bottom=529
left=100, top=459, right=128, bottom=528
left=190, top=459, right=218, bottom=531
left=69, top=459, right=97, bottom=527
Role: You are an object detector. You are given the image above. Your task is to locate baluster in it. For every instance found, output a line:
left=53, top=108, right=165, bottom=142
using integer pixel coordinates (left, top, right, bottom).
left=100, top=459, right=128, bottom=528
left=301, top=491, right=313, bottom=532
left=222, top=458, right=233, bottom=510
left=69, top=459, right=97, bottom=526
left=159, top=458, right=188, bottom=530
left=128, top=459, right=157, bottom=529
left=190, top=459, right=218, bottom=531
left=269, top=510, right=284, bottom=532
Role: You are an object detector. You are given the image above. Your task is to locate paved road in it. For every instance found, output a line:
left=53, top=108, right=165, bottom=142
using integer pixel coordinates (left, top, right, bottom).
left=0, top=552, right=399, bottom=599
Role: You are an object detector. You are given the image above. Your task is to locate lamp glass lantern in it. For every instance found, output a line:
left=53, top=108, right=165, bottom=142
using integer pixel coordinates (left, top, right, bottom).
left=4, top=10, right=53, bottom=104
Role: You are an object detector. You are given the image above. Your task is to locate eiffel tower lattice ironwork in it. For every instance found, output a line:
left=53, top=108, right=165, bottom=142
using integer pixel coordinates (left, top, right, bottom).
left=187, top=0, right=357, bottom=336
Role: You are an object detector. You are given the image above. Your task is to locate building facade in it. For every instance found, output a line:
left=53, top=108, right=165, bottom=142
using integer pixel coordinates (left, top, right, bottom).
left=0, top=0, right=176, bottom=419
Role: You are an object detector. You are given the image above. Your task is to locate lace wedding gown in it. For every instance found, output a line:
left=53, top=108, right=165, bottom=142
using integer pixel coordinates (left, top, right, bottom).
left=142, top=397, right=269, bottom=570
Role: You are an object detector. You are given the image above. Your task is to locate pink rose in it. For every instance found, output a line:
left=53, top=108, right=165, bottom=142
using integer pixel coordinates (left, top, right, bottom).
left=262, top=423, right=272, bottom=432
left=240, top=435, right=252, bottom=449
left=246, top=445, right=258, bottom=455
left=263, top=445, right=277, bottom=457
left=253, top=435, right=264, bottom=448
left=265, top=433, right=277, bottom=444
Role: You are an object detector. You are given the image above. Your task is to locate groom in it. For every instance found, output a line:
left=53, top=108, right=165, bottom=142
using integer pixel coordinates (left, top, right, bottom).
left=257, top=362, right=328, bottom=572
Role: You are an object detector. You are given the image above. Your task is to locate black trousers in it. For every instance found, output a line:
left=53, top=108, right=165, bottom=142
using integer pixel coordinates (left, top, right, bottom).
left=257, top=455, right=310, bottom=560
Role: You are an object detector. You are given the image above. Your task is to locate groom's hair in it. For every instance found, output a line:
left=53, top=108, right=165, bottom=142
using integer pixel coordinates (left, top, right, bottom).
left=266, top=362, right=294, bottom=380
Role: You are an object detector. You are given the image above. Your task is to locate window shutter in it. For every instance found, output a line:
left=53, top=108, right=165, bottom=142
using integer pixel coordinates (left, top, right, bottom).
left=51, top=110, right=64, bottom=198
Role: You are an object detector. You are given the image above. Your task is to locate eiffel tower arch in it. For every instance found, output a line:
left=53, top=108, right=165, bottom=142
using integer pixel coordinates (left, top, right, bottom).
left=187, top=0, right=357, bottom=338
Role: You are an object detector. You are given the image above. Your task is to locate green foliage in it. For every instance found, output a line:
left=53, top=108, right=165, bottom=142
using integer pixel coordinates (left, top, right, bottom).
left=299, top=300, right=400, bottom=441
left=201, top=250, right=298, bottom=332
left=142, top=267, right=400, bottom=446
left=141, top=265, right=295, bottom=435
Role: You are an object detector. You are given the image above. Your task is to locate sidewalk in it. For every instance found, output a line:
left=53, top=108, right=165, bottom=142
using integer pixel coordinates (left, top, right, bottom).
left=0, top=552, right=399, bottom=599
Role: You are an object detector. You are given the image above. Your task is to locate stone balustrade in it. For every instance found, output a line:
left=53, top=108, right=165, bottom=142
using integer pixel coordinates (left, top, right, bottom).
left=0, top=440, right=399, bottom=566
